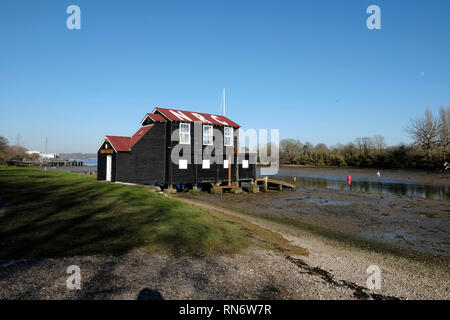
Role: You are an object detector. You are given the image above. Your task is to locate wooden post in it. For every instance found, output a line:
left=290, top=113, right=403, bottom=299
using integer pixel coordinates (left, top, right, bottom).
left=228, top=155, right=231, bottom=186
left=264, top=176, right=268, bottom=192
left=293, top=177, right=297, bottom=191
left=235, top=150, right=239, bottom=186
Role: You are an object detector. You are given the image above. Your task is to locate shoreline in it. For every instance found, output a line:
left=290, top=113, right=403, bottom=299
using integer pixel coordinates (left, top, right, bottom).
left=274, top=165, right=450, bottom=186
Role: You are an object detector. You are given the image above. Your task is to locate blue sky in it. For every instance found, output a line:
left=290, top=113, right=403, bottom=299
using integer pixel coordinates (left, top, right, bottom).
left=1, top=0, right=449, bottom=153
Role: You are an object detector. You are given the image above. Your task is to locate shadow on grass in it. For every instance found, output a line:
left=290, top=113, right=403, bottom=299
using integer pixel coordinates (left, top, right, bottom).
left=0, top=167, right=249, bottom=260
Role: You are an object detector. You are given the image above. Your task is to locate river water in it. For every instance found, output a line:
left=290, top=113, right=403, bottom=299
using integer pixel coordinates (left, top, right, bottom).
left=258, top=167, right=449, bottom=201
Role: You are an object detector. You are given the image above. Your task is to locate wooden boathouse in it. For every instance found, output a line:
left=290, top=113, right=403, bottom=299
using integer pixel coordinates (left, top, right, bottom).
left=97, top=107, right=256, bottom=189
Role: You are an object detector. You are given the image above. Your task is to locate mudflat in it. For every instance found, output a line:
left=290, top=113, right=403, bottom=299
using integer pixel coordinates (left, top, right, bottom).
left=189, top=185, right=450, bottom=259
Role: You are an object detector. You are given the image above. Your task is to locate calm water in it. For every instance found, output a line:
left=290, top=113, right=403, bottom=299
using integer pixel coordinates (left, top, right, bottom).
left=84, top=159, right=97, bottom=166
left=259, top=170, right=450, bottom=201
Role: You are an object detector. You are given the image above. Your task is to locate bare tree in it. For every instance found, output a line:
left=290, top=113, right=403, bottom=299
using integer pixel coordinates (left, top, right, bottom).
left=438, top=106, right=449, bottom=148
left=355, top=137, right=373, bottom=157
left=407, top=109, right=439, bottom=161
left=279, top=139, right=302, bottom=164
left=372, top=135, right=386, bottom=152
left=314, top=143, right=328, bottom=152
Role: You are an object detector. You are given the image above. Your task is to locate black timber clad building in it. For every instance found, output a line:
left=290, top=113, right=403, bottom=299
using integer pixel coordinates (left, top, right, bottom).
left=97, top=107, right=256, bottom=187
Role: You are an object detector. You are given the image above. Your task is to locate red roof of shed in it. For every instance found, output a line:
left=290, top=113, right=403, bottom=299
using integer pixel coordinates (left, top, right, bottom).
left=130, top=125, right=153, bottom=148
left=106, top=125, right=154, bottom=152
left=154, top=107, right=240, bottom=127
left=145, top=113, right=167, bottom=122
left=103, top=107, right=240, bottom=152
left=105, top=136, right=131, bottom=152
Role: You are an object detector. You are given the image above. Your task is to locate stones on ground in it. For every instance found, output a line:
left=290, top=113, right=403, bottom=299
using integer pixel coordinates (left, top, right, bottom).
left=210, top=188, right=223, bottom=195
left=248, top=184, right=260, bottom=193
left=147, top=186, right=161, bottom=192
left=163, top=188, right=177, bottom=194
left=231, top=187, right=243, bottom=194
left=189, top=188, right=201, bottom=194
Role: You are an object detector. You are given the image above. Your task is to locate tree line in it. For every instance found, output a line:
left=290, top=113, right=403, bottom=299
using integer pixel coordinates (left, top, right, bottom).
left=278, top=106, right=450, bottom=170
left=1, top=106, right=449, bottom=170
left=0, top=137, right=38, bottom=165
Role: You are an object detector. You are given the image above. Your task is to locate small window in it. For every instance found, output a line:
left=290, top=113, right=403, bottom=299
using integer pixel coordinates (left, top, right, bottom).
left=203, top=125, right=213, bottom=145
left=179, top=123, right=190, bottom=144
left=224, top=127, right=233, bottom=146
left=223, top=159, right=229, bottom=168
left=202, top=159, right=210, bottom=169
left=179, top=159, right=188, bottom=169
left=105, top=143, right=108, bottom=149
left=242, top=160, right=249, bottom=168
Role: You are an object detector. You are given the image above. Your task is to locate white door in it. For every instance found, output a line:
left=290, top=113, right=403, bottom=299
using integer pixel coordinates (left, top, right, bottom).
left=106, top=155, right=112, bottom=181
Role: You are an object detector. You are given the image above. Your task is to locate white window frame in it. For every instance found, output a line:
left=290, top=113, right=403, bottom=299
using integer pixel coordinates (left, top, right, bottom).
left=223, top=159, right=229, bottom=168
left=242, top=159, right=249, bottom=169
left=224, top=127, right=233, bottom=147
left=179, top=159, right=188, bottom=169
left=179, top=123, right=190, bottom=145
left=203, top=125, right=213, bottom=146
left=202, top=159, right=210, bottom=169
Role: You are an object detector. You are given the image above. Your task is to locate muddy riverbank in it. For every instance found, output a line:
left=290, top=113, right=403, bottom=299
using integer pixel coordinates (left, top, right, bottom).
left=187, top=186, right=450, bottom=259
left=176, top=196, right=449, bottom=300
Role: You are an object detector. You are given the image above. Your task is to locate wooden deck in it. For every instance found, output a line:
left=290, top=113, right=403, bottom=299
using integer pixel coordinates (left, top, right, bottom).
left=256, top=177, right=296, bottom=191
left=8, top=160, right=85, bottom=167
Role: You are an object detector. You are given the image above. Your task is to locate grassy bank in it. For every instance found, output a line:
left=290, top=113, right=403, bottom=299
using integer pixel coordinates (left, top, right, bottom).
left=0, top=166, right=253, bottom=259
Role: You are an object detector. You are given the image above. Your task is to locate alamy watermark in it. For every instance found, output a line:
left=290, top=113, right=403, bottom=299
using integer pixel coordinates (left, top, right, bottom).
left=169, top=122, right=280, bottom=176
left=366, top=265, right=382, bottom=290
left=66, top=5, right=81, bottom=30
left=366, top=5, right=381, bottom=30
left=66, top=265, right=81, bottom=290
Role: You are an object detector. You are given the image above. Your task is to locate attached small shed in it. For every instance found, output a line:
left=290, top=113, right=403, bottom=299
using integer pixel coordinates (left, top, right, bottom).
left=97, top=107, right=256, bottom=187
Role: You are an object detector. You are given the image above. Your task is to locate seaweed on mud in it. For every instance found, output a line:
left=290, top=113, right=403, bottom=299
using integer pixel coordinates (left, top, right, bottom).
left=285, top=256, right=401, bottom=300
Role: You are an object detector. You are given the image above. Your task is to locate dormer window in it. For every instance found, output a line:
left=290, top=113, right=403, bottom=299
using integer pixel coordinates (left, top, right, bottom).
left=224, top=127, right=233, bottom=146
left=203, top=125, right=213, bottom=145
left=179, top=123, right=190, bottom=144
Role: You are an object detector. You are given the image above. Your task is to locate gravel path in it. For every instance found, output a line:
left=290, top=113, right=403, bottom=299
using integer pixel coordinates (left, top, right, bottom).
left=0, top=246, right=398, bottom=300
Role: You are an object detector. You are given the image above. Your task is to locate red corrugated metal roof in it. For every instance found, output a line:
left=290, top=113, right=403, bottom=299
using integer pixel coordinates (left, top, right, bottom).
left=106, top=125, right=154, bottom=152
left=154, top=107, right=240, bottom=127
left=105, top=136, right=131, bottom=152
left=130, top=125, right=153, bottom=148
left=146, top=113, right=167, bottom=122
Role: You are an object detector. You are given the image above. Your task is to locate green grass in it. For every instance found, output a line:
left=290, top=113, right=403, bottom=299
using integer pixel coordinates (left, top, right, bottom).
left=0, top=166, right=251, bottom=259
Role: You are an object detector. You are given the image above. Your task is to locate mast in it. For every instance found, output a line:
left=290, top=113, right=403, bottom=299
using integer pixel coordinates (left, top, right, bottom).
left=222, top=88, right=226, bottom=116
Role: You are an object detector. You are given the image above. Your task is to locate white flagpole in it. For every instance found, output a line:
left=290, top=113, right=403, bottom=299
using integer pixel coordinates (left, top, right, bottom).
left=222, top=88, right=226, bottom=116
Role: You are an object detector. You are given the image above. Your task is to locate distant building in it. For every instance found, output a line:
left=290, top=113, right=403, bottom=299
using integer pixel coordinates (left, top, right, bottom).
left=40, top=153, right=59, bottom=159
left=25, top=151, right=59, bottom=159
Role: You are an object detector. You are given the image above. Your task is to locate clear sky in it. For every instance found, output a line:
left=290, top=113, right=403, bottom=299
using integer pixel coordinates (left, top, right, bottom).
left=1, top=0, right=449, bottom=153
